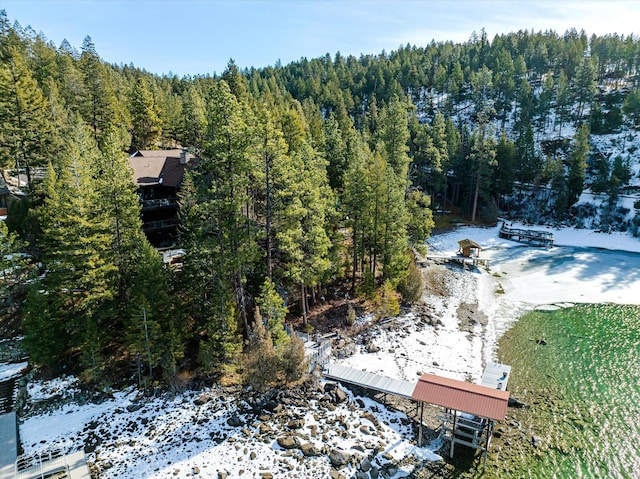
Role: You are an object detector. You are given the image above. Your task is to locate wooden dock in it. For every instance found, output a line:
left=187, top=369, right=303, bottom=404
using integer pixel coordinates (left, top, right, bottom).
left=425, top=255, right=490, bottom=267
left=499, top=224, right=554, bottom=246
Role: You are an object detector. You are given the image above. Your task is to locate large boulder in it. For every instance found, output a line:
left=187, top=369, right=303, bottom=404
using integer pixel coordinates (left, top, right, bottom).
left=262, top=400, right=281, bottom=413
left=227, top=415, right=244, bottom=427
left=333, top=387, right=348, bottom=404
left=361, top=412, right=380, bottom=427
left=300, top=442, right=322, bottom=457
left=329, top=448, right=350, bottom=468
left=287, top=418, right=305, bottom=429
left=277, top=435, right=300, bottom=450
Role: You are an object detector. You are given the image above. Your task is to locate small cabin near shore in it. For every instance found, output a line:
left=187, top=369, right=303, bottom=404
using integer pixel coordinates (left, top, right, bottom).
left=458, top=239, right=481, bottom=258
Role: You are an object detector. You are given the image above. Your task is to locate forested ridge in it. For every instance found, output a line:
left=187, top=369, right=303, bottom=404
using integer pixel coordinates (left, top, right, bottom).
left=2, top=11, right=640, bottom=386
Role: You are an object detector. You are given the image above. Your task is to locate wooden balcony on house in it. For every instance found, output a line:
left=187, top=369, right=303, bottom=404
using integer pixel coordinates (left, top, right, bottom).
left=142, top=218, right=179, bottom=232
left=140, top=197, right=178, bottom=211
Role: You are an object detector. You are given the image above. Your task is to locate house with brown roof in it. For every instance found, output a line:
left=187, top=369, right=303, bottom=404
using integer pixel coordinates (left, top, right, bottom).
left=129, top=149, right=192, bottom=247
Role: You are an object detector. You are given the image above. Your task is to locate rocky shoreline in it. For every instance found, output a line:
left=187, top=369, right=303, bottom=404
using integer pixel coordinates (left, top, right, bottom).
left=12, top=253, right=535, bottom=478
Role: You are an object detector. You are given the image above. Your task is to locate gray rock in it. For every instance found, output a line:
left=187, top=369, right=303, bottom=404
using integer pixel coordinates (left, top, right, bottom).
left=227, top=415, right=244, bottom=427
left=262, top=400, right=280, bottom=412
left=508, top=397, right=528, bottom=408
left=126, top=403, right=143, bottom=412
left=532, top=435, right=543, bottom=448
left=329, top=448, right=350, bottom=467
left=360, top=457, right=372, bottom=472
left=370, top=465, right=379, bottom=479
left=194, top=393, right=212, bottom=406
left=365, top=343, right=380, bottom=353
left=355, top=472, right=368, bottom=479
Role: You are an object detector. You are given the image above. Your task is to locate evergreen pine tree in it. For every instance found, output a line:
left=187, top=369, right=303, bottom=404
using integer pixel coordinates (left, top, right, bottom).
left=0, top=45, right=53, bottom=186
left=244, top=307, right=279, bottom=391
left=181, top=83, right=207, bottom=150
left=567, top=123, right=590, bottom=208
left=256, top=278, right=289, bottom=350
left=79, top=36, right=130, bottom=150
left=129, top=76, right=162, bottom=150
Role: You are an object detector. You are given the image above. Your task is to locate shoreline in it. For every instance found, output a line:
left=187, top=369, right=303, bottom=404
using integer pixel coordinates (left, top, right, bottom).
left=11, top=225, right=640, bottom=478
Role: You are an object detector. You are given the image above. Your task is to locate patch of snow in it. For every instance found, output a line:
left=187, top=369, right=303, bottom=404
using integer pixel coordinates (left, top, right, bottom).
left=27, top=375, right=81, bottom=401
left=0, top=361, right=27, bottom=381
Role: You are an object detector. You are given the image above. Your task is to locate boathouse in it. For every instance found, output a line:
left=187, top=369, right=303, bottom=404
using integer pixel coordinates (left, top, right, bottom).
left=413, top=364, right=510, bottom=463
left=324, top=362, right=511, bottom=464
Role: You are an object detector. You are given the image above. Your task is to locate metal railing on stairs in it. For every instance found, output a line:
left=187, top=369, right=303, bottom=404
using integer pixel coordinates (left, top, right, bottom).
left=15, top=448, right=68, bottom=479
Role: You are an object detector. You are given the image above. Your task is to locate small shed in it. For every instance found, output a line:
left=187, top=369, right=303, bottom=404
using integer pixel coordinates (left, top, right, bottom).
left=458, top=239, right=481, bottom=258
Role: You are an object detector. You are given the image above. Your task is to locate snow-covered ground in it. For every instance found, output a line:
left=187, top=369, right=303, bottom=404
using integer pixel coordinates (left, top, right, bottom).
left=337, top=221, right=640, bottom=388
left=14, top=223, right=640, bottom=478
left=0, top=361, right=27, bottom=381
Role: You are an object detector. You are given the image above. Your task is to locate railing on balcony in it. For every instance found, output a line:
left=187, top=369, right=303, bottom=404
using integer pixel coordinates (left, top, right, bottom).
left=143, top=218, right=179, bottom=232
left=141, top=197, right=178, bottom=211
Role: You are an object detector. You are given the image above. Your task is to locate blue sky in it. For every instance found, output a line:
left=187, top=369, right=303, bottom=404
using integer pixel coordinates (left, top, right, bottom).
left=1, top=0, right=639, bottom=76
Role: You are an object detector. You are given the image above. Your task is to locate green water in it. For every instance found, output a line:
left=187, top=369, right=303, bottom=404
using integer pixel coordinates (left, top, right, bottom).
left=496, top=304, right=640, bottom=479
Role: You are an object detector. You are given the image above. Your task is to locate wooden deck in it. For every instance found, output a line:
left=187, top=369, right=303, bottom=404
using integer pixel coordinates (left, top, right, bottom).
left=424, top=255, right=490, bottom=267
left=480, top=363, right=511, bottom=391
left=499, top=224, right=554, bottom=246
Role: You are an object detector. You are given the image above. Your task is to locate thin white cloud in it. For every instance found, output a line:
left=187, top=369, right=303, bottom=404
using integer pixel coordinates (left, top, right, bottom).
left=2, top=0, right=639, bottom=75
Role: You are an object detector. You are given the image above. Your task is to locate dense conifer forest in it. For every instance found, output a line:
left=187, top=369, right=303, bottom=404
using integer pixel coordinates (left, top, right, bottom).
left=2, top=11, right=640, bottom=386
